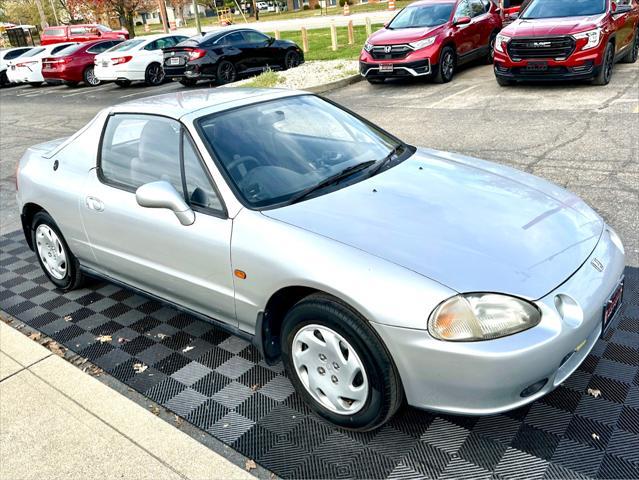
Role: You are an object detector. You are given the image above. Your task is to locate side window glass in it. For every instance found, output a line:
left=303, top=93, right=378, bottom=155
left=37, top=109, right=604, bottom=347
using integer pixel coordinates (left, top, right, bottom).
left=455, top=0, right=472, bottom=18
left=470, top=0, right=485, bottom=16
left=100, top=115, right=183, bottom=193
left=183, top=133, right=223, bottom=212
left=223, top=32, right=244, bottom=46
left=242, top=30, right=268, bottom=44
left=88, top=42, right=112, bottom=54
left=144, top=40, right=158, bottom=51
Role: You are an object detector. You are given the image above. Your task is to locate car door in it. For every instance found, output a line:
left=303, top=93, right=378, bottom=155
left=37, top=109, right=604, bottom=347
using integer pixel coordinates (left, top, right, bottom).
left=239, top=30, right=275, bottom=70
left=612, top=0, right=635, bottom=52
left=80, top=113, right=237, bottom=326
left=453, top=0, right=476, bottom=57
left=218, top=31, right=249, bottom=71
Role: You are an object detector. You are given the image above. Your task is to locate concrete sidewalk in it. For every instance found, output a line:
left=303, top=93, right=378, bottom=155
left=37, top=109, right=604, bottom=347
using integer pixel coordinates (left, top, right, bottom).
left=0, top=321, right=254, bottom=480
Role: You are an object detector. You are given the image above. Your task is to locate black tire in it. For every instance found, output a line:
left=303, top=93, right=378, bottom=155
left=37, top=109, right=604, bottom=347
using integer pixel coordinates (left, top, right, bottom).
left=28, top=82, right=42, bottom=87
left=145, top=62, right=165, bottom=86
left=283, top=49, right=301, bottom=70
left=31, top=212, right=84, bottom=291
left=496, top=76, right=514, bottom=87
left=216, top=60, right=237, bottom=85
left=486, top=32, right=497, bottom=64
left=0, top=71, right=8, bottom=87
left=433, top=46, right=455, bottom=83
left=115, top=79, right=131, bottom=87
left=620, top=29, right=639, bottom=64
left=83, top=66, right=100, bottom=86
left=366, top=77, right=385, bottom=84
left=592, top=42, right=614, bottom=86
left=65, top=81, right=79, bottom=88
left=281, top=293, right=404, bottom=431
left=179, top=78, right=198, bottom=87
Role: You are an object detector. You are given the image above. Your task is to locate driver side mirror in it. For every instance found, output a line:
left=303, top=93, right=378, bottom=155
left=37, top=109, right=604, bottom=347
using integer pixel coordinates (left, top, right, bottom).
left=136, top=180, right=195, bottom=226
left=454, top=16, right=472, bottom=26
left=509, top=12, right=519, bottom=20
left=383, top=22, right=389, bottom=28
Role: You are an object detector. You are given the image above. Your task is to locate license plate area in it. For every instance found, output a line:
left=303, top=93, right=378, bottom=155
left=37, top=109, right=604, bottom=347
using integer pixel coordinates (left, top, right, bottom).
left=378, top=64, right=394, bottom=73
left=101, top=61, right=108, bottom=67
left=602, top=277, right=624, bottom=335
left=524, top=61, right=548, bottom=72
left=168, top=57, right=184, bottom=66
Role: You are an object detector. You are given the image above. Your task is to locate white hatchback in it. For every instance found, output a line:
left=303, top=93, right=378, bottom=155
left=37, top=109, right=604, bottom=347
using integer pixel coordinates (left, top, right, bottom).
left=94, top=34, right=188, bottom=87
left=6, top=43, right=77, bottom=86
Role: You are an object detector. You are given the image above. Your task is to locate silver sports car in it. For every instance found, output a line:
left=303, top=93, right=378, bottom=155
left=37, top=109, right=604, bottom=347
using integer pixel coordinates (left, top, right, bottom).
left=16, top=89, right=626, bottom=431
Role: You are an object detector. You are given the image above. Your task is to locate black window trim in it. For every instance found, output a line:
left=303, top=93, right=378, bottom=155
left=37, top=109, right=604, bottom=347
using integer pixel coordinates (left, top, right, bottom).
left=96, top=112, right=228, bottom=220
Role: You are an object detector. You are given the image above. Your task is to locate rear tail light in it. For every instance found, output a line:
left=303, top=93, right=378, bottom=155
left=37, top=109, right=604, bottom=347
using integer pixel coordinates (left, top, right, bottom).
left=188, top=49, right=206, bottom=60
left=112, top=56, right=132, bottom=65
left=16, top=61, right=37, bottom=67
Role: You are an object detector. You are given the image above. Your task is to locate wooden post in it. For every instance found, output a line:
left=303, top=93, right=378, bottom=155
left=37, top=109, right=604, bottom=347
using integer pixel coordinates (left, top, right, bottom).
left=330, top=23, right=337, bottom=51
left=365, top=17, right=372, bottom=36
left=301, top=27, right=309, bottom=53
left=274, top=30, right=281, bottom=39
left=347, top=20, right=354, bottom=45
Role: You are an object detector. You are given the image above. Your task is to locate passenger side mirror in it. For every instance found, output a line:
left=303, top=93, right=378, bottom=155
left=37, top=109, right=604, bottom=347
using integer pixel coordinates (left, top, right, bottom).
left=384, top=22, right=389, bottom=28
left=509, top=12, right=519, bottom=20
left=136, top=180, right=195, bottom=226
left=454, top=16, right=472, bottom=26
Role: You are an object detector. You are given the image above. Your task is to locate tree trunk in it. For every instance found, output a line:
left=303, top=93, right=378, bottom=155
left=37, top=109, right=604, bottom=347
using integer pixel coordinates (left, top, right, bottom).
left=125, top=13, right=136, bottom=38
left=34, top=0, right=49, bottom=30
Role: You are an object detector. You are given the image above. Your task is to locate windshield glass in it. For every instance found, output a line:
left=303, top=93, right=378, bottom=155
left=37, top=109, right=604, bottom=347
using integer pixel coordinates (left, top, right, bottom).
left=105, top=39, right=144, bottom=52
left=197, top=95, right=405, bottom=208
left=522, top=0, right=606, bottom=18
left=388, top=3, right=454, bottom=29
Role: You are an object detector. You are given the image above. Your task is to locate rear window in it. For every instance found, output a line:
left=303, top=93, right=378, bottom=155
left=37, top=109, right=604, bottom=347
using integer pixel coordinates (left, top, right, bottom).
left=20, top=48, right=45, bottom=58
left=107, top=39, right=145, bottom=52
left=2, top=48, right=32, bottom=60
left=54, top=44, right=83, bottom=56
left=51, top=44, right=76, bottom=55
left=44, top=28, right=66, bottom=36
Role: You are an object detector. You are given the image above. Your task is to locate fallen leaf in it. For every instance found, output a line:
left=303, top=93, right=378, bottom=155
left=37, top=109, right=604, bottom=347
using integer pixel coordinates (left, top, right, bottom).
left=86, top=365, right=103, bottom=377
left=587, top=388, right=602, bottom=398
left=96, top=335, right=112, bottom=344
left=117, top=337, right=129, bottom=344
left=245, top=460, right=257, bottom=472
left=63, top=315, right=72, bottom=322
left=157, top=333, right=168, bottom=339
left=250, top=384, right=260, bottom=391
left=133, top=362, right=148, bottom=374
left=28, top=332, right=42, bottom=341
left=150, top=406, right=160, bottom=416
left=182, top=345, right=195, bottom=353
left=43, top=340, right=66, bottom=356
left=174, top=415, right=184, bottom=428
left=592, top=433, right=600, bottom=441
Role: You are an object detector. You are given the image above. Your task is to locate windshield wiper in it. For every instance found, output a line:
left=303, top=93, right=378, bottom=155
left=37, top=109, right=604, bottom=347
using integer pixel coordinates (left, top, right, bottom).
left=288, top=160, right=376, bottom=204
left=368, top=145, right=403, bottom=177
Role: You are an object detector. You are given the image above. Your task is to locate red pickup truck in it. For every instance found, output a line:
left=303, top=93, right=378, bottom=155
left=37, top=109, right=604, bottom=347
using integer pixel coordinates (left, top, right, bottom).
left=41, top=24, right=129, bottom=45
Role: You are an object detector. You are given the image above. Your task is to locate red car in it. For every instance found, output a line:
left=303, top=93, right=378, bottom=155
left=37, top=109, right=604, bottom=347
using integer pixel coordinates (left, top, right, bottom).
left=41, top=39, right=123, bottom=87
left=41, top=24, right=129, bottom=46
left=359, top=0, right=503, bottom=83
left=494, top=0, right=639, bottom=86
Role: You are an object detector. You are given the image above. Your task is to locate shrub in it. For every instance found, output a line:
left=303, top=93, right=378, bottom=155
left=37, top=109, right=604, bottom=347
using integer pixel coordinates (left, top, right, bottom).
left=303, top=4, right=310, bottom=9
left=314, top=3, right=320, bottom=8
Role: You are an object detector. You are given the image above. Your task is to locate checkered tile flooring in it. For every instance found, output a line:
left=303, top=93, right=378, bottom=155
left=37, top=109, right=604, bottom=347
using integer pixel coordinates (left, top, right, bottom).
left=1, top=230, right=638, bottom=479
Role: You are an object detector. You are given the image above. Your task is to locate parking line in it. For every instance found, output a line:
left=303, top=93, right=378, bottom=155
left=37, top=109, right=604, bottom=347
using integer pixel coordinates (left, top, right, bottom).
left=61, top=84, right=113, bottom=97
left=427, top=85, right=480, bottom=108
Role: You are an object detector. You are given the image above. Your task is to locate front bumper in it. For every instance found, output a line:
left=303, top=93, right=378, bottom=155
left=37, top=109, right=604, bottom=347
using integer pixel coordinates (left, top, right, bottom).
left=373, top=226, right=625, bottom=415
left=360, top=59, right=432, bottom=78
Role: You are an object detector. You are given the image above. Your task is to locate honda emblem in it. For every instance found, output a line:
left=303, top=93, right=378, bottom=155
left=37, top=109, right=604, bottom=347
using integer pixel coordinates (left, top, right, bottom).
left=384, top=45, right=392, bottom=53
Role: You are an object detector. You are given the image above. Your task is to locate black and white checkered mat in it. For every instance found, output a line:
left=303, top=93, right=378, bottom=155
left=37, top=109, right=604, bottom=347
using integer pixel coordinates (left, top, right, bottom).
left=1, top=231, right=638, bottom=479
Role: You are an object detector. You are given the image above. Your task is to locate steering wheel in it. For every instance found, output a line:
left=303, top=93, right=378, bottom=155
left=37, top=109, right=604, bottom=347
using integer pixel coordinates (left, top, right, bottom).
left=226, top=155, right=261, bottom=177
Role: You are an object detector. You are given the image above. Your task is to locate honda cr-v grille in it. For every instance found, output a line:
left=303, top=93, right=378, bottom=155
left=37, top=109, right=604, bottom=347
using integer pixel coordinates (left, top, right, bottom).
left=507, top=36, right=576, bottom=60
left=370, top=44, right=412, bottom=60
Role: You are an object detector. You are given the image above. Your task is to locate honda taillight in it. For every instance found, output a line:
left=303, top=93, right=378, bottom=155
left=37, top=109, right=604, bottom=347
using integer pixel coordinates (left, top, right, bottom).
left=112, top=56, right=132, bottom=65
left=188, top=49, right=206, bottom=61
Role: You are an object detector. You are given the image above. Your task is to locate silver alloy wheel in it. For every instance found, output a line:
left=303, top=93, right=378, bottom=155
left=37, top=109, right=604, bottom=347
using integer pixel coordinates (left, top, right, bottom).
left=442, top=51, right=454, bottom=80
left=292, top=324, right=369, bottom=415
left=85, top=66, right=100, bottom=86
left=35, top=224, right=67, bottom=280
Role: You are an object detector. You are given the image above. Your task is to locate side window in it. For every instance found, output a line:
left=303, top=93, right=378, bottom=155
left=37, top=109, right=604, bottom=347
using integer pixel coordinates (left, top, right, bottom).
left=100, top=114, right=183, bottom=193
left=455, top=0, right=472, bottom=18
left=183, top=133, right=224, bottom=213
left=469, top=0, right=485, bottom=16
left=221, top=32, right=245, bottom=46
left=241, top=30, right=269, bottom=44
left=144, top=40, right=158, bottom=51
left=87, top=41, right=114, bottom=54
left=69, top=27, right=87, bottom=35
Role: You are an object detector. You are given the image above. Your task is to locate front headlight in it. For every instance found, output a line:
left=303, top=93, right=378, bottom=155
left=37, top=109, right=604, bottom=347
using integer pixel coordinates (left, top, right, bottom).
left=428, top=293, right=541, bottom=341
left=495, top=33, right=511, bottom=53
left=364, top=41, right=374, bottom=52
left=573, top=28, right=601, bottom=51
left=409, top=36, right=437, bottom=50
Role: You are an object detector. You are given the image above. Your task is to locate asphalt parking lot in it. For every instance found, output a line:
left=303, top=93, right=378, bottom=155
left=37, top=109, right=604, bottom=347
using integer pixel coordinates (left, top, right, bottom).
left=1, top=62, right=638, bottom=266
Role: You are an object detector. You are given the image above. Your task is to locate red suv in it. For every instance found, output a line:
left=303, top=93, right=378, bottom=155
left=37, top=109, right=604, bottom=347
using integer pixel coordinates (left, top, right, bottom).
left=41, top=24, right=129, bottom=46
left=359, top=0, right=502, bottom=83
left=42, top=39, right=123, bottom=87
left=494, top=0, right=639, bottom=86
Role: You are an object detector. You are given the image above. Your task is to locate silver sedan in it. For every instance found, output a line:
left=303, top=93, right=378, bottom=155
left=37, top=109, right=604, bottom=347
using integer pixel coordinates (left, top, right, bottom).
left=16, top=88, right=626, bottom=431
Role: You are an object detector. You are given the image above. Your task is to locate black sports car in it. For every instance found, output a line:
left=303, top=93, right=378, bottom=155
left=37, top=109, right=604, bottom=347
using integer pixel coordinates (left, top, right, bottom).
left=163, top=28, right=304, bottom=86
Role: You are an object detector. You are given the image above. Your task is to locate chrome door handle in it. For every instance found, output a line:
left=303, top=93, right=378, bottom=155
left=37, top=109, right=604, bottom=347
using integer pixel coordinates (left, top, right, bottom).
left=86, top=196, right=104, bottom=212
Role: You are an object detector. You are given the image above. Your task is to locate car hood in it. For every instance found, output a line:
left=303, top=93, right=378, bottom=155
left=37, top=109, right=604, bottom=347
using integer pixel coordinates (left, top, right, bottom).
left=263, top=149, right=603, bottom=300
left=503, top=15, right=603, bottom=37
left=369, top=25, right=444, bottom=44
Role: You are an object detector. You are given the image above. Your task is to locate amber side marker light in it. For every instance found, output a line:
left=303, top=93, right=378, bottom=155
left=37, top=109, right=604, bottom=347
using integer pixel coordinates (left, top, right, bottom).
left=234, top=269, right=247, bottom=280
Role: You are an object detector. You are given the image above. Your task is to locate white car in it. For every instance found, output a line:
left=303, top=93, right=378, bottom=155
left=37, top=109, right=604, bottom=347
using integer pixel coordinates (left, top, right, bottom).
left=0, top=47, right=33, bottom=86
left=94, top=34, right=188, bottom=87
left=5, top=43, right=77, bottom=86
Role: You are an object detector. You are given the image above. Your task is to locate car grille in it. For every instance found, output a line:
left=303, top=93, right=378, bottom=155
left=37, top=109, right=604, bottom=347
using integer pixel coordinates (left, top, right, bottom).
left=370, top=44, right=413, bottom=60
left=507, top=36, right=576, bottom=60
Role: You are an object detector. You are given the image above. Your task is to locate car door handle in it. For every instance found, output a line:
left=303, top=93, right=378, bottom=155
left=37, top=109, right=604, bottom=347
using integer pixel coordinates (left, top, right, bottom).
left=86, top=196, right=104, bottom=212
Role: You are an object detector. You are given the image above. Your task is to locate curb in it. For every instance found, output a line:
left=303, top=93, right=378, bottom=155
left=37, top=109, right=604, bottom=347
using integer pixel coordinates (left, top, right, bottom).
left=306, top=73, right=363, bottom=94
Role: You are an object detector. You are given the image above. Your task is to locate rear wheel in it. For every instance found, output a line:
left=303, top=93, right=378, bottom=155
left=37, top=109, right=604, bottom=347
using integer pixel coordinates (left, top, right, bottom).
left=145, top=62, right=165, bottom=86
left=115, top=79, right=131, bottom=87
left=592, top=42, right=614, bottom=86
left=283, top=49, right=301, bottom=70
left=83, top=66, right=100, bottom=86
left=281, top=294, right=403, bottom=431
left=620, top=29, right=639, bottom=64
left=216, top=60, right=237, bottom=85
left=179, top=78, right=198, bottom=87
left=433, top=46, right=455, bottom=83
left=31, top=212, right=84, bottom=291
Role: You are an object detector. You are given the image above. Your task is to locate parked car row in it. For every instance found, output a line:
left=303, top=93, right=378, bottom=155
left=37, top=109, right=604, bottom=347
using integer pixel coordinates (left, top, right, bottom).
left=1, top=28, right=305, bottom=89
left=359, top=0, right=639, bottom=86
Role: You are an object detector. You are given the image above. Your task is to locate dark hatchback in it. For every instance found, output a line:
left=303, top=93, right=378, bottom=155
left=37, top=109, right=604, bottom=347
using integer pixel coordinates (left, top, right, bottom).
left=163, top=28, right=304, bottom=86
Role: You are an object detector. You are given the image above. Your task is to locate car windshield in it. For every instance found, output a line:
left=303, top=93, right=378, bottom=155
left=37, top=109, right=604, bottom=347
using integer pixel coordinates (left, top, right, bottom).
left=106, top=39, right=144, bottom=52
left=54, top=43, right=83, bottom=56
left=387, top=3, right=455, bottom=29
left=197, top=95, right=406, bottom=208
left=522, top=0, right=606, bottom=18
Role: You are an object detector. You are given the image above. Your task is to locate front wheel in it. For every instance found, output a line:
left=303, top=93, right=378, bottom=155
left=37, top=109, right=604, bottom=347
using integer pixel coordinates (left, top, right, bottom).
left=592, top=42, right=614, bottom=86
left=281, top=294, right=403, bottom=431
left=486, top=33, right=497, bottom=64
left=283, top=49, right=301, bottom=70
left=620, top=29, right=639, bottom=64
left=216, top=60, right=237, bottom=85
left=433, top=46, right=455, bottom=83
left=145, top=62, right=165, bottom=86
left=31, top=212, right=84, bottom=291
left=115, top=79, right=131, bottom=87
left=83, top=66, right=100, bottom=86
